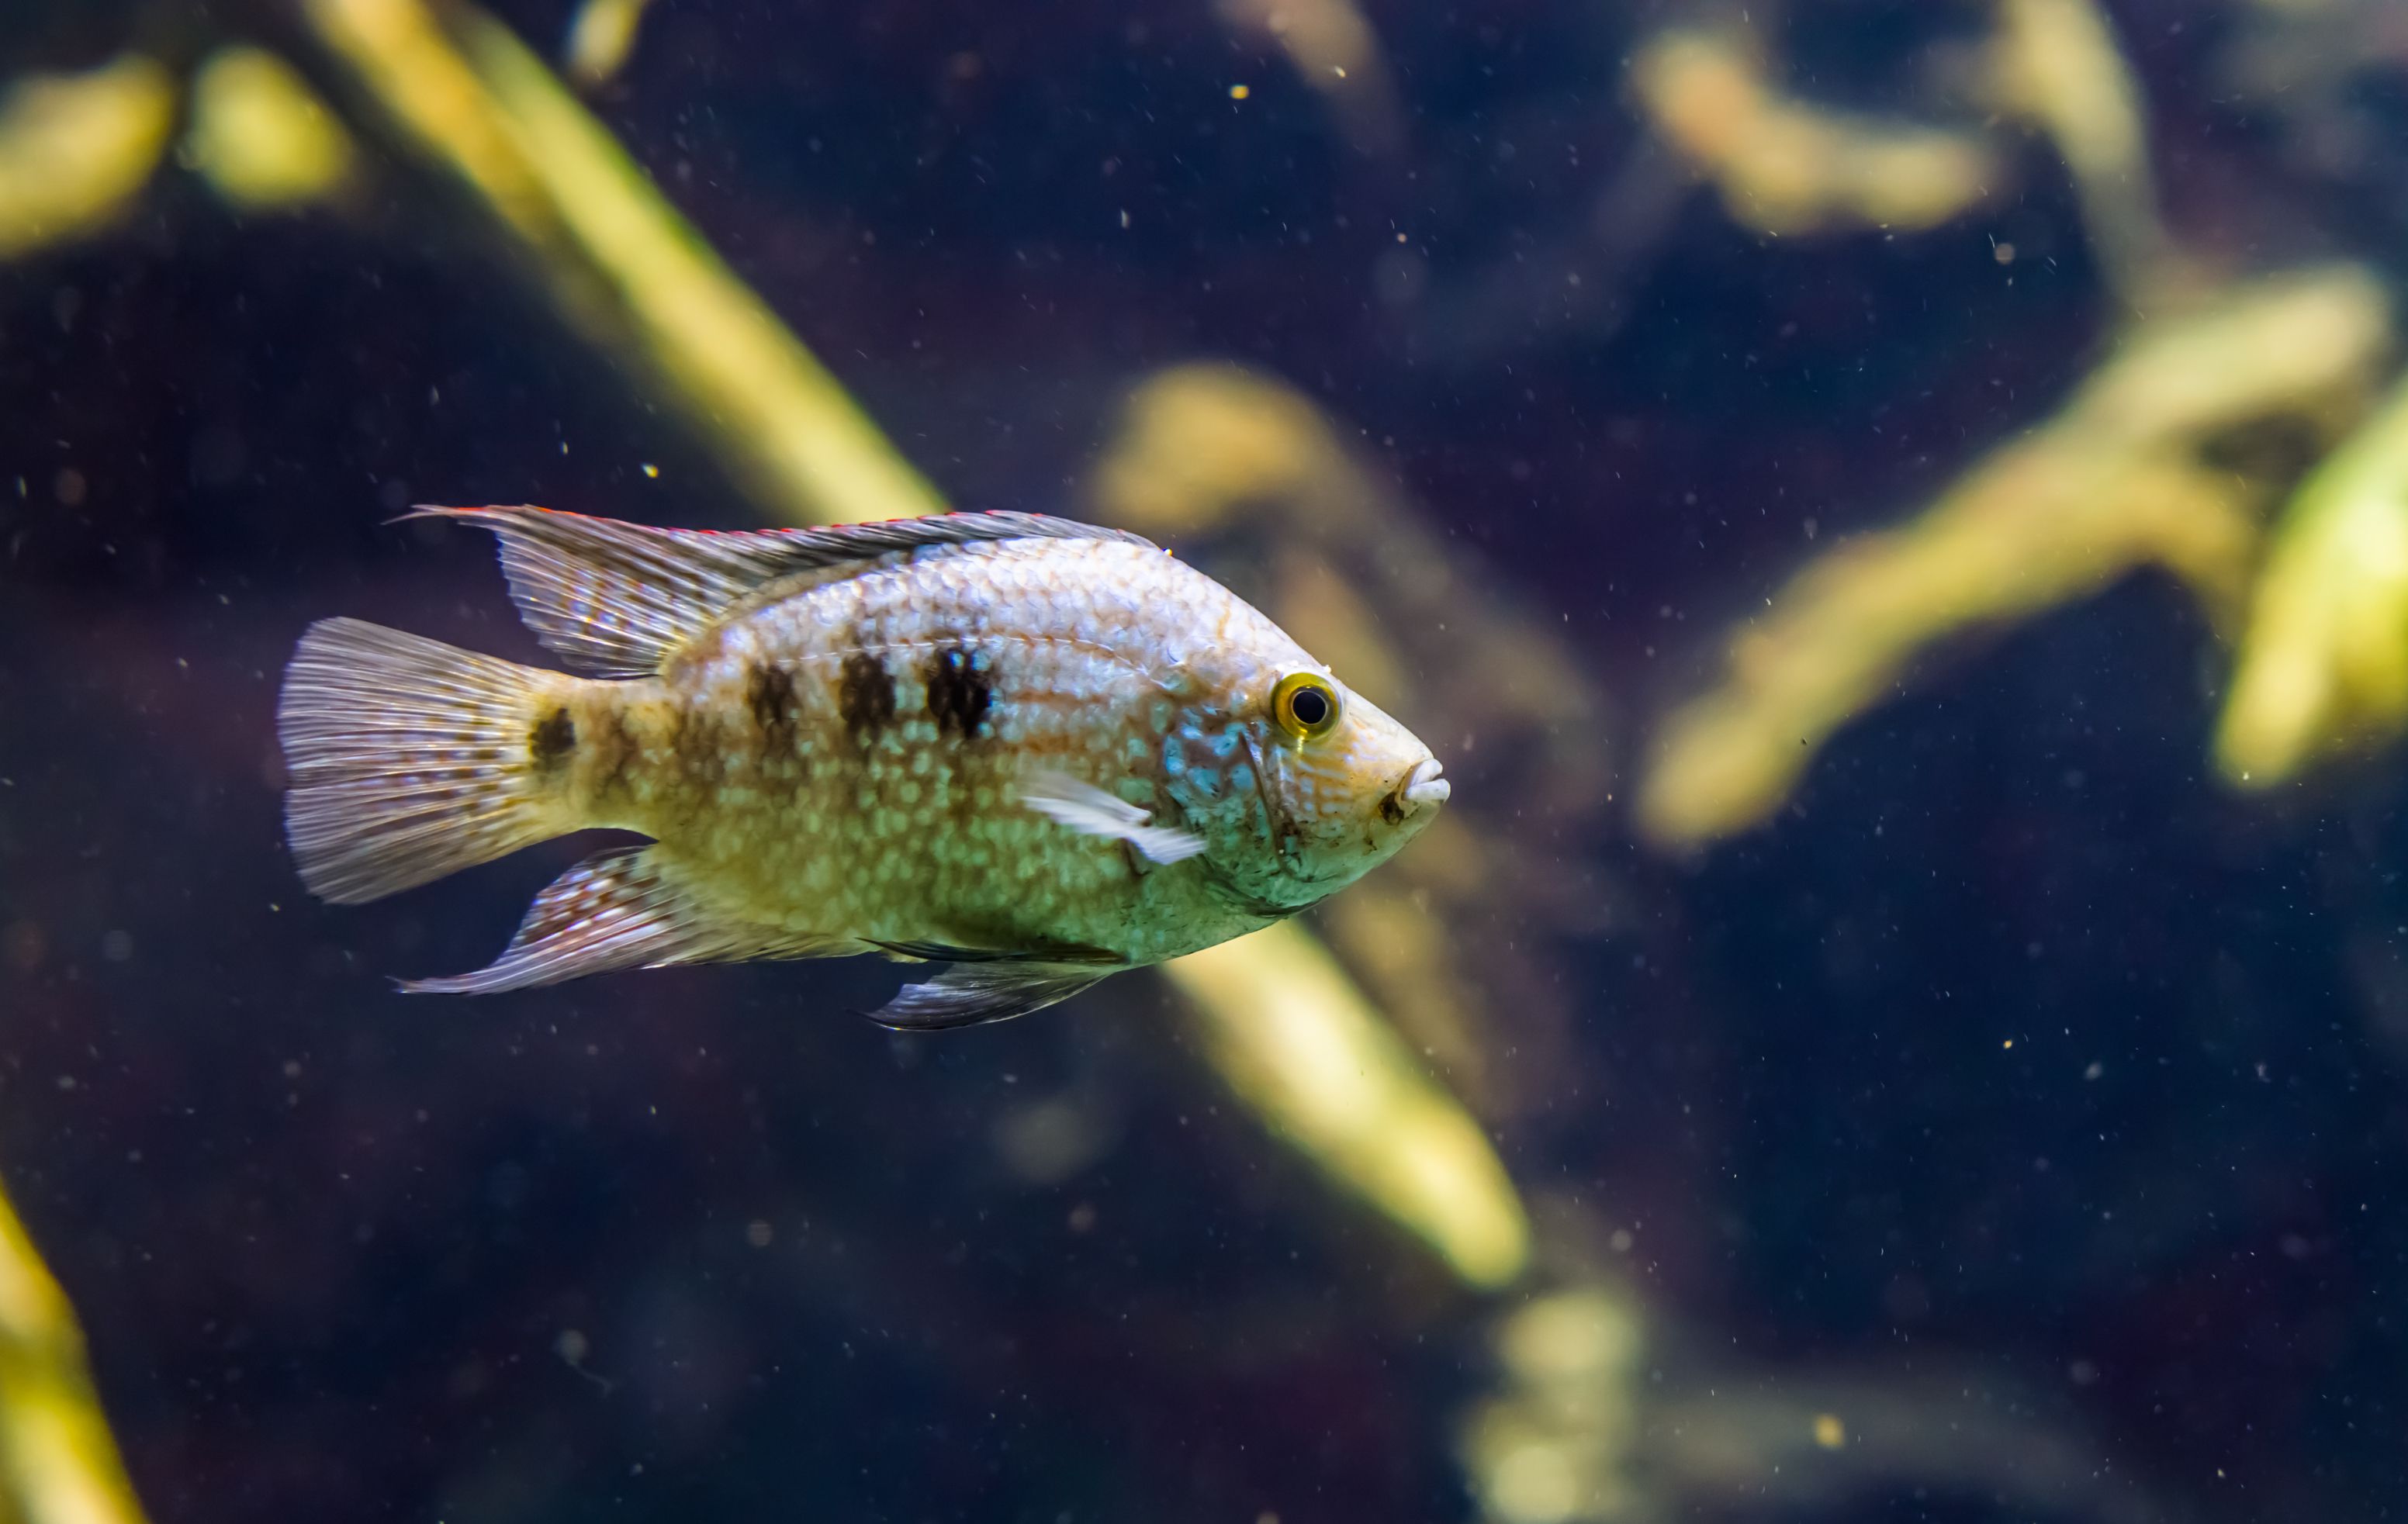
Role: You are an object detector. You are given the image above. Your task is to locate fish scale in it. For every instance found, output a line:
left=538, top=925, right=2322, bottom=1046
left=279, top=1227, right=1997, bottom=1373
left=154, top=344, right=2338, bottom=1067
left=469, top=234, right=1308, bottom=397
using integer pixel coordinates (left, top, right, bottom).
left=276, top=508, right=1448, bottom=1028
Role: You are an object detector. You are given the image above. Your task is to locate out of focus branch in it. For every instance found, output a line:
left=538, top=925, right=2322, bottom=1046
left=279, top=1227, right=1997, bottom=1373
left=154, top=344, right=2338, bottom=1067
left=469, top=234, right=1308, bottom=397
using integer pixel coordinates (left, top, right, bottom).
left=1216, top=0, right=1406, bottom=157
left=0, top=55, right=175, bottom=261
left=2217, top=373, right=2408, bottom=785
left=184, top=47, right=357, bottom=213
left=0, top=1186, right=148, bottom=1524
left=1458, top=1272, right=2177, bottom=1524
left=1631, top=26, right=2003, bottom=234
left=1642, top=266, right=2393, bottom=846
left=1992, top=0, right=2176, bottom=301
left=563, top=0, right=659, bottom=90
left=297, top=0, right=946, bottom=527
left=1574, top=0, right=2173, bottom=383
left=1458, top=1287, right=1648, bottom=1522
left=1171, top=924, right=1530, bottom=1289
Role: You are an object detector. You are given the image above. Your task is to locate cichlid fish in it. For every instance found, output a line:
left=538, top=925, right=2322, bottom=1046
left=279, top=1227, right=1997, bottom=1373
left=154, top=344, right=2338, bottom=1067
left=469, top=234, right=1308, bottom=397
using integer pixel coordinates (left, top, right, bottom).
left=277, top=507, right=1449, bottom=1028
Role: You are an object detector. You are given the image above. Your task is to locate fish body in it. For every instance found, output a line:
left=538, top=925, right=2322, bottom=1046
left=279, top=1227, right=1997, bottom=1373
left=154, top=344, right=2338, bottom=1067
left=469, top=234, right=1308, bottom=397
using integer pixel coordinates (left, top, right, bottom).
left=278, top=508, right=1448, bottom=1027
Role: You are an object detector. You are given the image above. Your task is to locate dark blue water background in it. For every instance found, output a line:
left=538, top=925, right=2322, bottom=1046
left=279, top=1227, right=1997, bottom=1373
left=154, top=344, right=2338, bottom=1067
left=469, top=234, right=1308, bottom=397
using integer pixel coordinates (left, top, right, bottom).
left=4, top=2, right=2406, bottom=1520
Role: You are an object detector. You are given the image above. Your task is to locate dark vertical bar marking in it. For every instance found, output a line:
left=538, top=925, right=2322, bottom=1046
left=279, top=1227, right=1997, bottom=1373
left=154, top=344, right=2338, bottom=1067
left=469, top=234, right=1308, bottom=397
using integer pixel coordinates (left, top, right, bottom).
left=924, top=645, right=992, bottom=739
left=837, top=651, right=897, bottom=739
left=747, top=662, right=798, bottom=753
left=528, top=707, right=576, bottom=772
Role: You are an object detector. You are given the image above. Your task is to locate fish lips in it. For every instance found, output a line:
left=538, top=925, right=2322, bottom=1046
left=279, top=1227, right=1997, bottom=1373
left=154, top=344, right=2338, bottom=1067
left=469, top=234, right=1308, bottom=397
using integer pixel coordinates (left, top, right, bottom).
left=1398, top=757, right=1449, bottom=813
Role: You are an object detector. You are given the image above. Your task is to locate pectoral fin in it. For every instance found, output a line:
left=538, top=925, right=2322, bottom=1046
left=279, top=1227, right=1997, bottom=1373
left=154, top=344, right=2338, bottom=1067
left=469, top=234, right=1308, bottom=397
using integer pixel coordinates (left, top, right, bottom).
left=865, top=961, right=1117, bottom=1031
left=1017, top=771, right=1206, bottom=865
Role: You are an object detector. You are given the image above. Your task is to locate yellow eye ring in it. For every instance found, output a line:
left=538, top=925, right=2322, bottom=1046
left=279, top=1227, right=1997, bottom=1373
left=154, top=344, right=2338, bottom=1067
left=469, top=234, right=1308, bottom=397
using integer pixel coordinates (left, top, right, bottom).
left=1271, top=671, right=1343, bottom=741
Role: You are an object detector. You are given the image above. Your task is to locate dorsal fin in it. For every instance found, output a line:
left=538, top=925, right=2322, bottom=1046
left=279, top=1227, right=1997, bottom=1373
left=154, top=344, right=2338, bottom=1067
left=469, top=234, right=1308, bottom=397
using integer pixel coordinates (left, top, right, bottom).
left=408, top=506, right=1157, bottom=676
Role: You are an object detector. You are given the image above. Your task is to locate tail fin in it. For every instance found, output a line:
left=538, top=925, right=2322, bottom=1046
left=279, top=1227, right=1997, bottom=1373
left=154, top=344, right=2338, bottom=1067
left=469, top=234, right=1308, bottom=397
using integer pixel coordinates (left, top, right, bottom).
left=277, top=617, right=577, bottom=904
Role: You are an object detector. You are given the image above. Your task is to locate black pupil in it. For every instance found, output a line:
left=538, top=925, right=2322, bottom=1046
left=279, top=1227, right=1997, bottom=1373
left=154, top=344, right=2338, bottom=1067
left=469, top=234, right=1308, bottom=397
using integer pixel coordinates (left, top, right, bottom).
left=1289, top=686, right=1330, bottom=727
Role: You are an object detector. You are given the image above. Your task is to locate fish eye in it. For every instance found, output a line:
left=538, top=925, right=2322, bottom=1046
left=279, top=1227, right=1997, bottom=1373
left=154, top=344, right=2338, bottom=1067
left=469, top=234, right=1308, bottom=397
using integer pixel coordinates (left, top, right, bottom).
left=1271, top=671, right=1342, bottom=741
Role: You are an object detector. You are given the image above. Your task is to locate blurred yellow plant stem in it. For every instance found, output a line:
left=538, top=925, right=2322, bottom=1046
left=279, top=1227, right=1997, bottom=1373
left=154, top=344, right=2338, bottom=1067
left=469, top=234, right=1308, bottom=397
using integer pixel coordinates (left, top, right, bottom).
left=1642, top=268, right=2392, bottom=845
left=300, top=0, right=945, bottom=528
left=0, top=1187, right=148, bottom=1524
left=0, top=56, right=175, bottom=261
left=1995, top=0, right=2173, bottom=299
left=1631, top=26, right=2001, bottom=233
left=184, top=47, right=357, bottom=212
left=2219, top=374, right=2408, bottom=784
left=1171, top=924, right=1530, bottom=1289
left=563, top=0, right=659, bottom=89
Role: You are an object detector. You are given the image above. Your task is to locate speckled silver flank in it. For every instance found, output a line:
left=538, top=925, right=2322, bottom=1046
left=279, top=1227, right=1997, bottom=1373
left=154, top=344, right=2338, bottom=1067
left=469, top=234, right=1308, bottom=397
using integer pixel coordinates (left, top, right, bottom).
left=278, top=509, right=1447, bottom=1026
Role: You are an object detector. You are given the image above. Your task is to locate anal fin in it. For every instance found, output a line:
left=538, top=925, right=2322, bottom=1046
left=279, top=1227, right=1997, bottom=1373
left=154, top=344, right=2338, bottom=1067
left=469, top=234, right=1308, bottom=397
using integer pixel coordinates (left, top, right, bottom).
left=867, top=962, right=1118, bottom=1031
left=404, top=846, right=828, bottom=994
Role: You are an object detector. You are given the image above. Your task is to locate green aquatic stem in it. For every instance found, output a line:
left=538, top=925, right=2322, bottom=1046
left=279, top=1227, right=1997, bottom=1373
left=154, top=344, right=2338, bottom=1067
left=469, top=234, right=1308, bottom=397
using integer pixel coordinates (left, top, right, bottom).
left=2218, top=371, right=2408, bottom=785
left=1631, top=26, right=2005, bottom=234
left=1642, top=266, right=2392, bottom=845
left=0, top=55, right=175, bottom=262
left=300, top=0, right=947, bottom=529
left=563, top=0, right=661, bottom=89
left=1170, top=923, right=1531, bottom=1290
left=0, top=1187, right=149, bottom=1524
left=185, top=47, right=357, bottom=213
left=1995, top=0, right=2174, bottom=302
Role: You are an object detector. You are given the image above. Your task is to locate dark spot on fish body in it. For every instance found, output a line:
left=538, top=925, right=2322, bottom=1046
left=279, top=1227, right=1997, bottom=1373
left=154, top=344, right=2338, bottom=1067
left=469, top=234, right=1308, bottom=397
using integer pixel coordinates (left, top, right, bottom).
left=837, top=650, right=897, bottom=740
left=528, top=707, right=576, bottom=773
left=669, top=699, right=726, bottom=783
left=747, top=662, right=799, bottom=754
left=1378, top=793, right=1407, bottom=827
left=924, top=645, right=992, bottom=739
left=583, top=703, right=641, bottom=803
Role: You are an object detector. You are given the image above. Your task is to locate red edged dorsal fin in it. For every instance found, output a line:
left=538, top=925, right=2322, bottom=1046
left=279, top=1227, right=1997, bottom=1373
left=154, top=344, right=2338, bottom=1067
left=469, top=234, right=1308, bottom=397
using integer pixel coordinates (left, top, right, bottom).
left=406, top=506, right=1157, bottom=677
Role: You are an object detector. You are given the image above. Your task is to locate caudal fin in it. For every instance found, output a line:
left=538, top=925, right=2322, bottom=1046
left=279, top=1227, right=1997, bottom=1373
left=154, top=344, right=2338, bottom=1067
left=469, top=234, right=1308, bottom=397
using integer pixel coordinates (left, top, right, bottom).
left=277, top=617, right=576, bottom=904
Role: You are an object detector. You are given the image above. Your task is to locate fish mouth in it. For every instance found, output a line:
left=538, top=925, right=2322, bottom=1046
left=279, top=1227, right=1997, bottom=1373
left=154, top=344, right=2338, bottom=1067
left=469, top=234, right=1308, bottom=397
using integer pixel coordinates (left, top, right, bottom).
left=1396, top=758, right=1449, bottom=814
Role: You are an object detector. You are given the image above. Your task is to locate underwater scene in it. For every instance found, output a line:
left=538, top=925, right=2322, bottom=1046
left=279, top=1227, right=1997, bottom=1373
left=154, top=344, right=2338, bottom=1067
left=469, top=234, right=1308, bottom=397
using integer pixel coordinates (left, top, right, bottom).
left=6, top=0, right=2408, bottom=1519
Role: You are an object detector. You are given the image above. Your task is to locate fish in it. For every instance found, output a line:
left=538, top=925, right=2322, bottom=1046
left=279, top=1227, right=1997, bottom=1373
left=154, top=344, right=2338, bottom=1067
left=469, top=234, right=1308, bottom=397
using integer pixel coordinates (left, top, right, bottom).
left=276, top=506, right=1451, bottom=1029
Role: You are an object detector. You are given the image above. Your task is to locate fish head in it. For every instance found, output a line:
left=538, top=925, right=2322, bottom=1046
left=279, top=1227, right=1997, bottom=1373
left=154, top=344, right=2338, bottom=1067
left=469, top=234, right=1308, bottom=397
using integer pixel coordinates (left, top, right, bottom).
left=1166, top=648, right=1448, bottom=912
